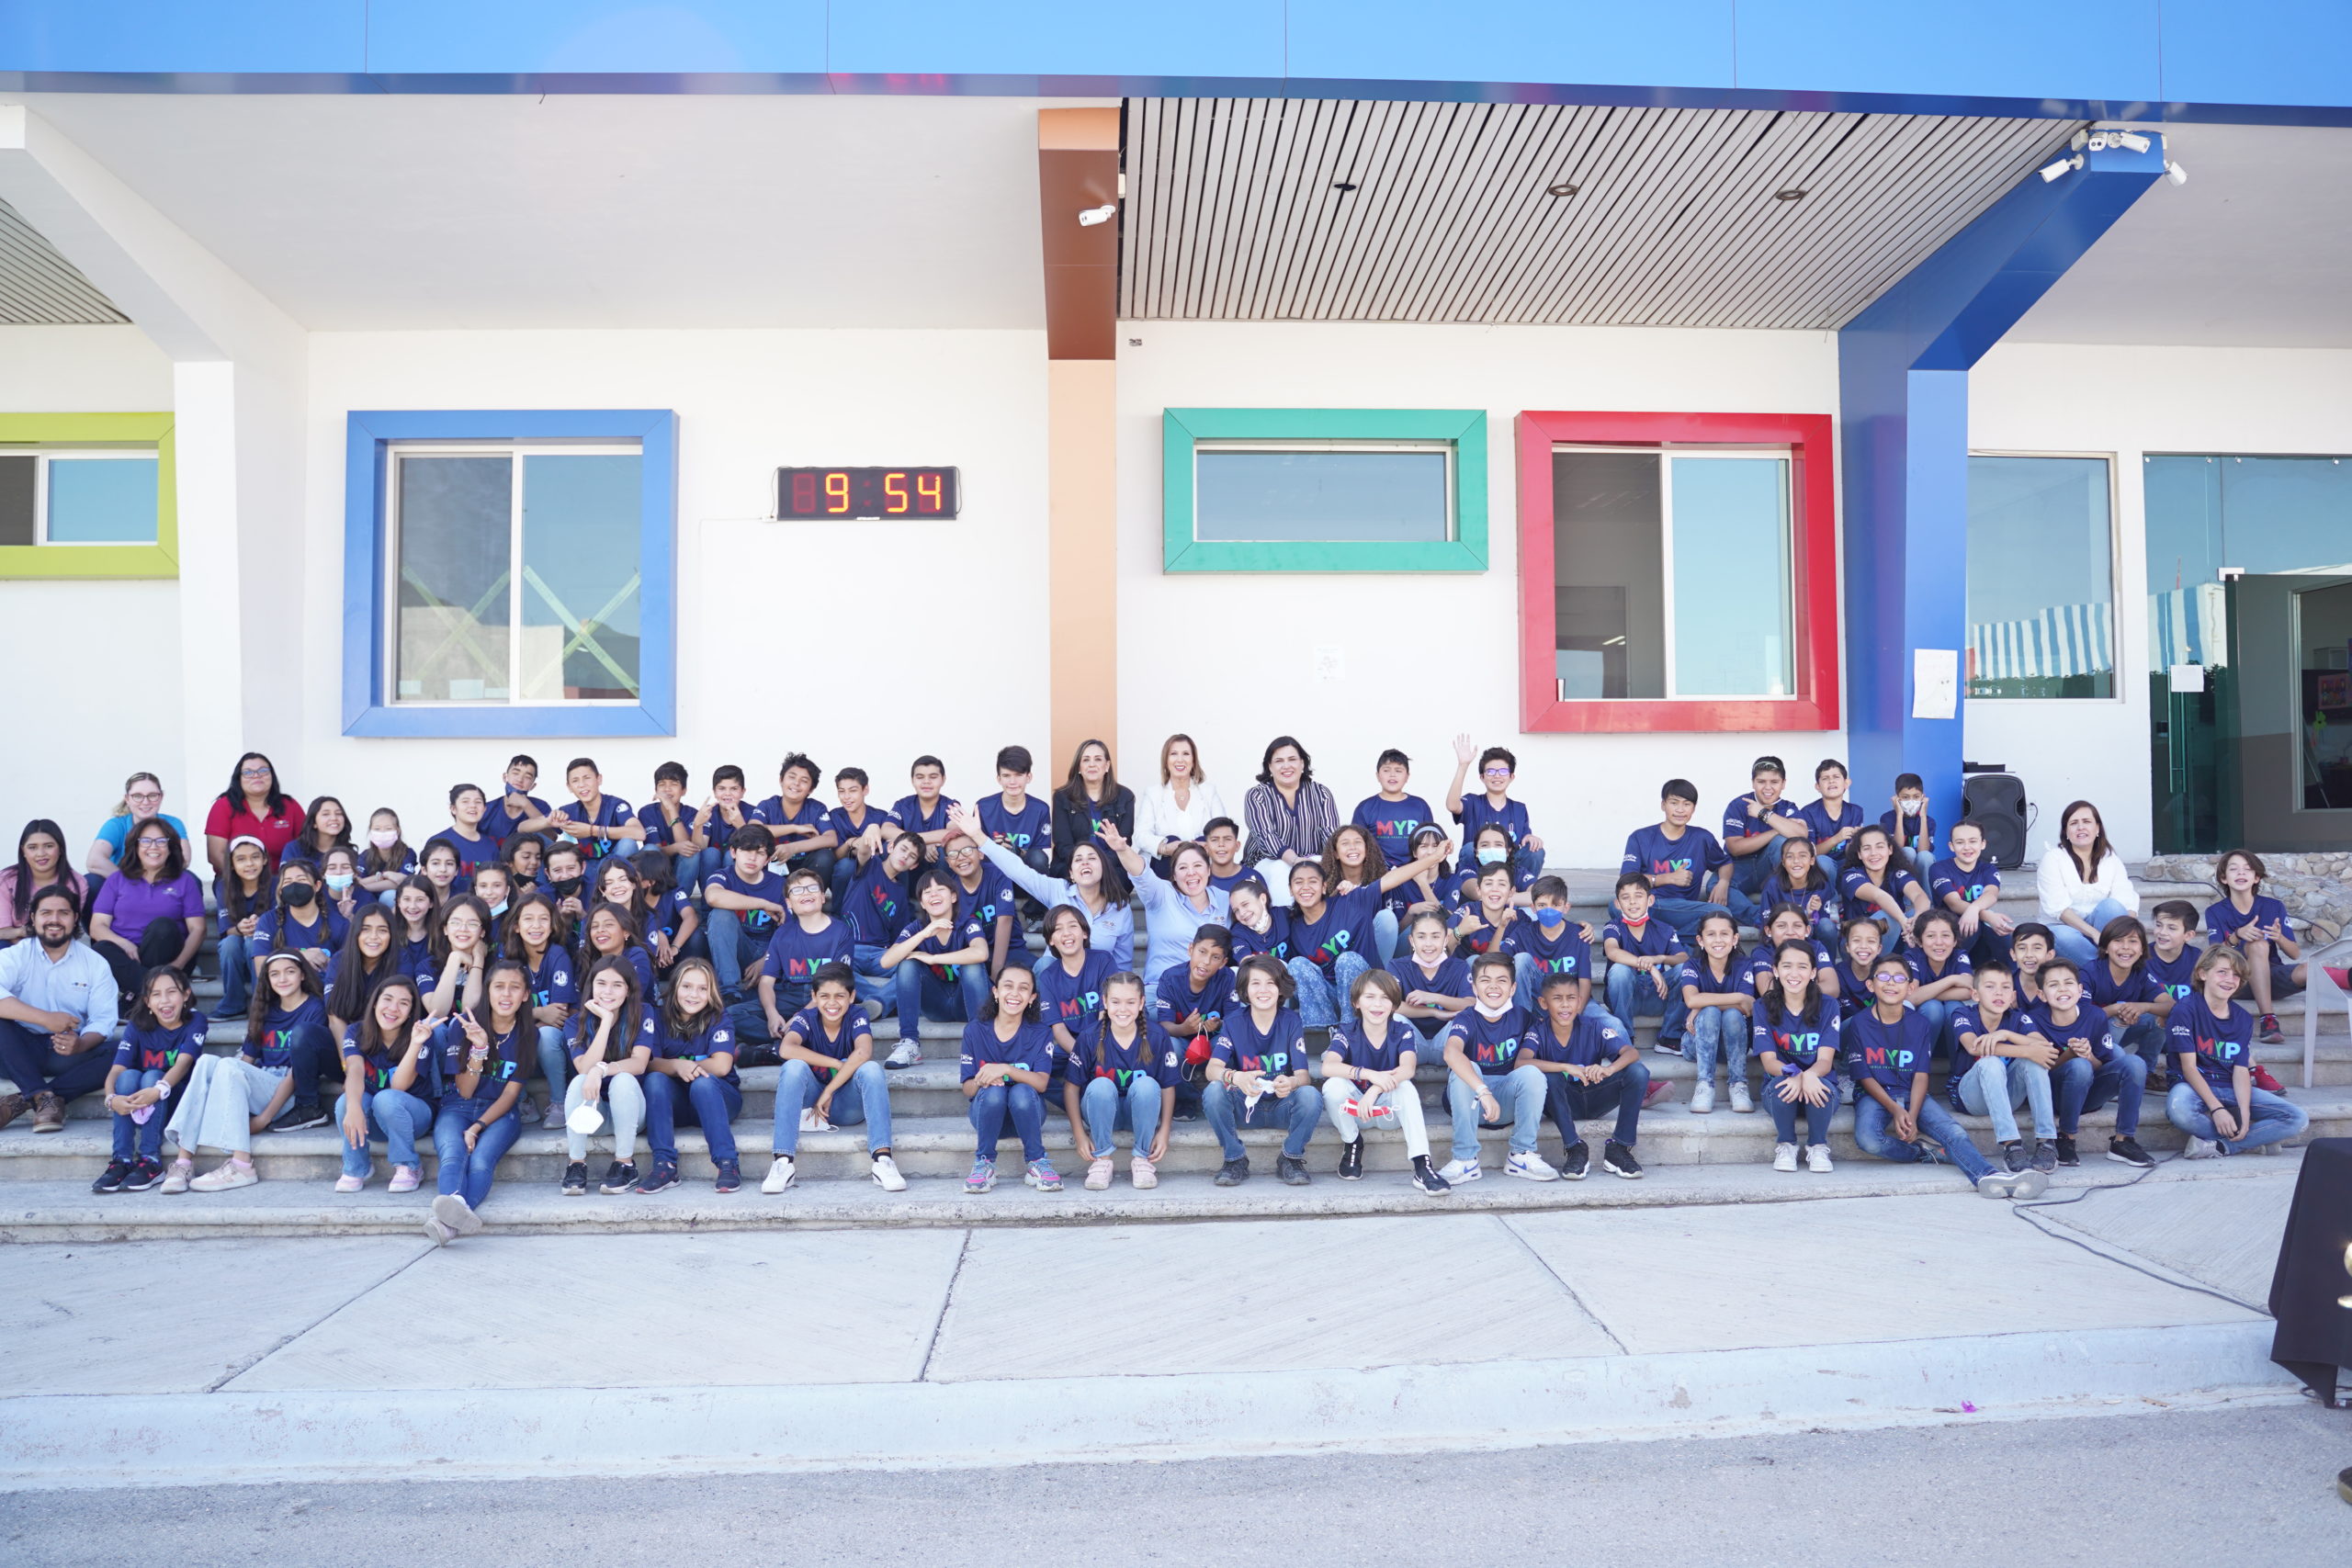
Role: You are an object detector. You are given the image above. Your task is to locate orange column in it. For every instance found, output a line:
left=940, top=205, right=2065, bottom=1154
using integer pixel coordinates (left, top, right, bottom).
left=1037, top=108, right=1120, bottom=772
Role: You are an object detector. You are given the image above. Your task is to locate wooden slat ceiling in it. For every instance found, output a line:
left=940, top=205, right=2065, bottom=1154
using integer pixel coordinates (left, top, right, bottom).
left=0, top=197, right=126, bottom=325
left=1120, top=99, right=2083, bottom=329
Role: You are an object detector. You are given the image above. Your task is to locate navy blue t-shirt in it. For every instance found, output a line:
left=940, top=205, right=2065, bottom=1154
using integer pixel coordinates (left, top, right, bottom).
left=2204, top=894, right=2290, bottom=949
left=1602, top=915, right=1685, bottom=965
left=1288, top=886, right=1381, bottom=972
left=425, top=829, right=502, bottom=882
left=1842, top=1007, right=1937, bottom=1094
left=243, top=997, right=327, bottom=1070
left=954, top=871, right=1029, bottom=967
left=254, top=904, right=348, bottom=963
left=517, top=948, right=578, bottom=1012
left=1443, top=1006, right=1532, bottom=1076
left=2144, top=942, right=2201, bottom=1003
left=115, top=1018, right=208, bottom=1076
left=753, top=795, right=831, bottom=852
left=704, top=864, right=786, bottom=941
left=433, top=1016, right=530, bottom=1099
left=1518, top=1011, right=1628, bottom=1068
left=893, top=912, right=988, bottom=984
left=1227, top=908, right=1293, bottom=964
left=337, top=1020, right=401, bottom=1092
left=2029, top=999, right=2117, bottom=1065
left=1037, top=948, right=1116, bottom=1038
left=652, top=1010, right=741, bottom=1089
left=1210, top=1008, right=1309, bottom=1077
left=891, top=794, right=958, bottom=838
left=1386, top=952, right=1472, bottom=1038
left=825, top=804, right=899, bottom=850
left=638, top=801, right=702, bottom=857
left=1068, top=1021, right=1180, bottom=1093
left=1324, top=1019, right=1422, bottom=1077
left=2168, top=992, right=2256, bottom=1091
left=1739, top=938, right=1836, bottom=998
left=1928, top=854, right=2001, bottom=908
left=1946, top=1001, right=2027, bottom=1109
left=1761, top=872, right=1838, bottom=928
left=761, top=917, right=854, bottom=990
left=958, top=1017, right=1057, bottom=1079
left=1837, top=861, right=1922, bottom=913
left=481, top=793, right=549, bottom=844
left=1880, top=807, right=1939, bottom=852
left=842, top=858, right=915, bottom=947
left=550, top=794, right=635, bottom=862
left=1153, top=964, right=1235, bottom=1041
left=1621, top=823, right=1729, bottom=891
left=1904, top=948, right=1974, bottom=987
left=1675, top=952, right=1747, bottom=999
left=1351, top=793, right=1438, bottom=866
left=1799, top=797, right=1866, bottom=852
left=2086, top=958, right=2161, bottom=1010
left=1751, top=996, right=1841, bottom=1078
left=782, top=1003, right=875, bottom=1071
left=1454, top=794, right=1533, bottom=848
left=1722, top=794, right=1806, bottom=848
left=976, top=794, right=1051, bottom=860
left=1498, top=915, right=1593, bottom=984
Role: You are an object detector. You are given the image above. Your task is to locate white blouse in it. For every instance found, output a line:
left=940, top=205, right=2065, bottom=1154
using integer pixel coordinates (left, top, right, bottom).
left=1135, top=778, right=1231, bottom=852
left=2034, top=843, right=2138, bottom=922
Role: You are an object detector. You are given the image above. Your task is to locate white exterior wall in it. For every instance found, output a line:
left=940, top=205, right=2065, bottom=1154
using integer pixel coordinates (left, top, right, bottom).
left=0, top=326, right=184, bottom=852
left=1114, top=321, right=1844, bottom=870
left=298, top=329, right=1051, bottom=824
left=1967, top=343, right=2352, bottom=861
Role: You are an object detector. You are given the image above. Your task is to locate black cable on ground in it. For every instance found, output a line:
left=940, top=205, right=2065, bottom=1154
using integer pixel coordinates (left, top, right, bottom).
left=2005, top=1151, right=2270, bottom=1314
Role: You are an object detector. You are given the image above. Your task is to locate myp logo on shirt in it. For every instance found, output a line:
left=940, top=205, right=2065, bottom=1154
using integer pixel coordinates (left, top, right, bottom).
left=1055, top=988, right=1102, bottom=1021
left=1772, top=1030, right=1821, bottom=1056
left=1645, top=854, right=1695, bottom=875
left=1367, top=813, right=1424, bottom=840
left=1861, top=1043, right=1922, bottom=1075
left=1243, top=1049, right=1295, bottom=1075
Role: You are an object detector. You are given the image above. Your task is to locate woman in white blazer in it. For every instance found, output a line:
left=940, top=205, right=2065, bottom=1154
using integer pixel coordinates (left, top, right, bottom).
left=2034, top=798, right=2138, bottom=967
left=1134, top=733, right=1229, bottom=872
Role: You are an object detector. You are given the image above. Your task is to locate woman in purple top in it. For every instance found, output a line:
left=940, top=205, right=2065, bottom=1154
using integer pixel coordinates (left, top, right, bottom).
left=88, top=817, right=205, bottom=1006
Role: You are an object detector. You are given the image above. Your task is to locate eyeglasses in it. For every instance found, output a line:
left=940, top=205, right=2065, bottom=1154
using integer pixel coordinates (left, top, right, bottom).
left=127, top=792, right=164, bottom=803
left=1481, top=767, right=1513, bottom=778
left=239, top=765, right=272, bottom=778
left=135, top=839, right=172, bottom=850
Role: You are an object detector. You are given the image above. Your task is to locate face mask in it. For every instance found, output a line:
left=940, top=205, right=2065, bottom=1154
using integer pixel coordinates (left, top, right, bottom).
left=280, top=883, right=317, bottom=908
left=1534, top=907, right=1567, bottom=930
left=1473, top=998, right=1515, bottom=1021
left=489, top=900, right=509, bottom=918
left=324, top=873, right=356, bottom=893
left=368, top=829, right=400, bottom=850
left=551, top=875, right=582, bottom=897
left=1477, top=847, right=1508, bottom=865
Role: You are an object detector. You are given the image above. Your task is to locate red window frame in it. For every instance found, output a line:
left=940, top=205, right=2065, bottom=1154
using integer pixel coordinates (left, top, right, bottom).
left=1516, top=410, right=1839, bottom=734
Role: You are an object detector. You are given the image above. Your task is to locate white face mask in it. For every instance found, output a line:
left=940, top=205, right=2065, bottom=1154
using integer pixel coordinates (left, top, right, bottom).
left=1473, top=997, right=1515, bottom=1021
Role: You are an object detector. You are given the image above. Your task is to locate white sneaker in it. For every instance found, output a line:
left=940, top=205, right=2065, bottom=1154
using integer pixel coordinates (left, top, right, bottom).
left=763, top=1156, right=797, bottom=1193
left=2183, top=1135, right=2222, bottom=1159
left=1504, top=1151, right=1559, bottom=1182
left=1806, top=1143, right=1835, bottom=1173
left=1085, top=1156, right=1114, bottom=1190
left=189, top=1160, right=257, bottom=1192
left=869, top=1154, right=906, bottom=1192
left=333, top=1172, right=368, bottom=1193
left=1772, top=1142, right=1798, bottom=1172
left=1437, top=1156, right=1482, bottom=1184
left=798, top=1108, right=831, bottom=1132
left=432, top=1192, right=482, bottom=1235
left=1689, top=1081, right=1715, bottom=1115
left=884, top=1041, right=922, bottom=1069
left=1728, top=1079, right=1754, bottom=1114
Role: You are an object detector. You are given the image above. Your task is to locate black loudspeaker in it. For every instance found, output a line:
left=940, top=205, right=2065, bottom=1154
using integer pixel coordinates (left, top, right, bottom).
left=1962, top=767, right=2030, bottom=869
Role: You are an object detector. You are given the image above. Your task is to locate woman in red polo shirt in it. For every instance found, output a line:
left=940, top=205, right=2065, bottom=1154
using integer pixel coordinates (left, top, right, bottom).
left=205, top=752, right=305, bottom=882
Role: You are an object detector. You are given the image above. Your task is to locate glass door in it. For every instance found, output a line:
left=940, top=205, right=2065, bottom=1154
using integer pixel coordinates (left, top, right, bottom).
left=2221, top=573, right=2352, bottom=850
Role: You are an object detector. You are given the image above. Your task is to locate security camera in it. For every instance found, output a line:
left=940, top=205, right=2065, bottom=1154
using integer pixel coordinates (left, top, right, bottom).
left=2115, top=131, right=2151, bottom=152
left=2038, top=156, right=2078, bottom=183
left=1078, top=204, right=1117, bottom=226
left=2165, top=161, right=2188, bottom=186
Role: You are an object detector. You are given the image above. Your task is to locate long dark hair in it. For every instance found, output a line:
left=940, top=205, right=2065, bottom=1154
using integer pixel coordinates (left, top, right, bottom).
left=219, top=837, right=277, bottom=925
left=128, top=965, right=197, bottom=1033
left=1760, top=940, right=1826, bottom=1025
left=575, top=953, right=646, bottom=1064
left=351, top=974, right=424, bottom=1062
left=326, top=906, right=398, bottom=1024
left=220, top=751, right=288, bottom=818
left=2098, top=914, right=2150, bottom=976
left=501, top=891, right=568, bottom=960
left=123, top=815, right=189, bottom=885
left=1771, top=834, right=1828, bottom=892
left=1255, top=735, right=1314, bottom=789
left=429, top=894, right=496, bottom=964
left=9, top=819, right=73, bottom=922
left=1848, top=824, right=1896, bottom=883
left=470, top=957, right=532, bottom=1033
left=2058, top=799, right=2113, bottom=884
left=578, top=900, right=644, bottom=960
left=978, top=963, right=1042, bottom=1023
left=296, top=795, right=354, bottom=860
left=249, top=950, right=324, bottom=1033
left=1057, top=738, right=1120, bottom=807
left=1317, top=823, right=1387, bottom=890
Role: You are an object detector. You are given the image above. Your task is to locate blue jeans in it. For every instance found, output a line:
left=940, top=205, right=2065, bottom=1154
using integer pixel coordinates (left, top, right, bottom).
left=213, top=931, right=254, bottom=1015
left=334, top=1087, right=435, bottom=1177
left=2118, top=1012, right=2168, bottom=1070
left=0, top=1018, right=115, bottom=1103
left=2051, top=898, right=2133, bottom=967
left=535, top=1024, right=568, bottom=1090
left=1759, top=1072, right=1835, bottom=1145
left=773, top=1057, right=892, bottom=1156
left=849, top=943, right=897, bottom=1019
left=1203, top=1079, right=1320, bottom=1160
left=1443, top=1065, right=1545, bottom=1163
left=2165, top=1082, right=2309, bottom=1153
left=1686, top=1003, right=1750, bottom=1084
left=431, top=1097, right=522, bottom=1208
left=1080, top=1073, right=1164, bottom=1157
left=1853, top=1092, right=1993, bottom=1180
left=1605, top=963, right=1690, bottom=1044
left=1956, top=1054, right=2054, bottom=1144
left=644, top=1070, right=743, bottom=1167
left=2056, top=1051, right=2144, bottom=1137
left=1371, top=908, right=1401, bottom=964
left=968, top=1082, right=1047, bottom=1164
left=108, top=1067, right=166, bottom=1160
left=1914, top=998, right=1962, bottom=1062
left=892, top=960, right=989, bottom=1030
left=1288, top=952, right=1370, bottom=1027
left=1545, top=1061, right=1648, bottom=1146
left=704, top=908, right=774, bottom=1000
left=1726, top=850, right=1774, bottom=925
left=1651, top=894, right=1732, bottom=943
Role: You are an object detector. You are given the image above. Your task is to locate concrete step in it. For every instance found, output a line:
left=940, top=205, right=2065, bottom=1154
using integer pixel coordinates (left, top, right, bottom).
left=6, top=1088, right=2343, bottom=1186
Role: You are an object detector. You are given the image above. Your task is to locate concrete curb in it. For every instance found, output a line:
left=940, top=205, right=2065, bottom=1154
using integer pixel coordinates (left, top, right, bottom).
left=0, top=1321, right=2300, bottom=1490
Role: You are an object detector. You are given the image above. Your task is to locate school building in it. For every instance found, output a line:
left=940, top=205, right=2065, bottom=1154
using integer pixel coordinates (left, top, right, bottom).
left=1, top=3, right=2347, bottom=867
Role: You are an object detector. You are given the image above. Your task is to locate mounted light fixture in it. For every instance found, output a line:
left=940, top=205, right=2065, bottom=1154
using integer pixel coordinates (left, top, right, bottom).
left=1078, top=204, right=1117, bottom=226
left=1773, top=188, right=1806, bottom=201
left=1544, top=180, right=1579, bottom=197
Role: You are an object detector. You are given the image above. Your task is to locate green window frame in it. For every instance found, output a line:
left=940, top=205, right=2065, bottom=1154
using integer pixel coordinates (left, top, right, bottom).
left=0, top=412, right=176, bottom=580
left=1161, top=407, right=1487, bottom=573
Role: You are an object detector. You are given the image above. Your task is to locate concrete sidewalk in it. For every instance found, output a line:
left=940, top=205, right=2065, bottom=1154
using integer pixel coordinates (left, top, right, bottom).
left=0, top=1162, right=2305, bottom=1488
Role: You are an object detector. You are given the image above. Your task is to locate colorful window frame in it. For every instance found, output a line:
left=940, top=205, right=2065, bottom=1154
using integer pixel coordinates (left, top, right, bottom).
left=343, top=409, right=678, bottom=739
left=1516, top=410, right=1839, bottom=734
left=0, top=413, right=175, bottom=579
left=1162, top=407, right=1487, bottom=572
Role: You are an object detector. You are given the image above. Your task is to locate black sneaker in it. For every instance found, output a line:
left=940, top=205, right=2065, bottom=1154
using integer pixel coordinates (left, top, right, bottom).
left=1338, top=1138, right=1364, bottom=1180
left=1602, top=1139, right=1644, bottom=1179
left=561, top=1161, right=588, bottom=1196
left=713, top=1159, right=741, bottom=1194
left=2003, top=1140, right=2029, bottom=1173
left=1558, top=1141, right=1590, bottom=1180
left=268, top=1100, right=330, bottom=1134
left=600, top=1159, right=638, bottom=1194
left=2107, top=1135, right=2154, bottom=1168
left=634, top=1161, right=680, bottom=1194
left=2030, top=1139, right=2058, bottom=1174
left=2053, top=1134, right=2079, bottom=1168
left=91, top=1158, right=130, bottom=1194
left=1275, top=1154, right=1311, bottom=1186
left=1409, top=1155, right=1452, bottom=1195
left=1214, top=1156, right=1250, bottom=1187
left=122, top=1156, right=164, bottom=1192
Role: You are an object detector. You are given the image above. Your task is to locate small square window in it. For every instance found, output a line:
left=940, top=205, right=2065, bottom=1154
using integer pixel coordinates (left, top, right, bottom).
left=0, top=449, right=160, bottom=547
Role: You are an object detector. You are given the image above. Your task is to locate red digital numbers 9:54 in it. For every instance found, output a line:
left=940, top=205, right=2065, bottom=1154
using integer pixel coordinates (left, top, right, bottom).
left=775, top=467, right=960, bottom=520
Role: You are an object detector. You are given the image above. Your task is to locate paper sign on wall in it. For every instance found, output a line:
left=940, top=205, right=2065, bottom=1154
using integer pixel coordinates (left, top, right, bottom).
left=1912, top=649, right=1958, bottom=720
left=2169, top=663, right=2207, bottom=694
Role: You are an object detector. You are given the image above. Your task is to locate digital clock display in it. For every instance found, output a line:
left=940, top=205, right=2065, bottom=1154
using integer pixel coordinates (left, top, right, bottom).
left=776, top=466, right=960, bottom=520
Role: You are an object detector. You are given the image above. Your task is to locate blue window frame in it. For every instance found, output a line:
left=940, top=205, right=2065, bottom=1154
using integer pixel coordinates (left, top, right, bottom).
left=343, top=410, right=678, bottom=738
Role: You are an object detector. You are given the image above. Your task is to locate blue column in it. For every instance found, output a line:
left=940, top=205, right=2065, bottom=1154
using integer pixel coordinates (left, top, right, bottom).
left=1838, top=134, right=2166, bottom=834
